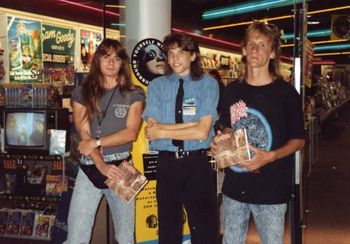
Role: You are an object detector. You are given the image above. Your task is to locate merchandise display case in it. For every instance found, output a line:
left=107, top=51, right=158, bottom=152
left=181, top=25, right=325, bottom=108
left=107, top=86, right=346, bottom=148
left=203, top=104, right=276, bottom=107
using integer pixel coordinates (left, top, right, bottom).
left=0, top=153, right=67, bottom=241
left=200, top=46, right=242, bottom=85
left=0, top=85, right=70, bottom=242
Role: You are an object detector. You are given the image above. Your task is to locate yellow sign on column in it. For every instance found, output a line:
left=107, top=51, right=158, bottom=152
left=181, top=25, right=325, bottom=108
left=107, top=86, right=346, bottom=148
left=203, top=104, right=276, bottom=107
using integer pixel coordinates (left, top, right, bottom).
left=130, top=68, right=191, bottom=244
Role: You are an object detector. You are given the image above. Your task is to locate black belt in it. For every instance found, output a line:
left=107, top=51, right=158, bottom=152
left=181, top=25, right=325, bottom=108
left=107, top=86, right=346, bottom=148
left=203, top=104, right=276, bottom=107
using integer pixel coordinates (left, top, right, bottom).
left=107, top=155, right=132, bottom=166
left=159, top=149, right=208, bottom=159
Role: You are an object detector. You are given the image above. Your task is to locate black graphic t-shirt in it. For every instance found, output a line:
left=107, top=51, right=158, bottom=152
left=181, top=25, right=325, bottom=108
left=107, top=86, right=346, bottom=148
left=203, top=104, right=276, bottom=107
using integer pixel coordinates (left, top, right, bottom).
left=218, top=79, right=304, bottom=204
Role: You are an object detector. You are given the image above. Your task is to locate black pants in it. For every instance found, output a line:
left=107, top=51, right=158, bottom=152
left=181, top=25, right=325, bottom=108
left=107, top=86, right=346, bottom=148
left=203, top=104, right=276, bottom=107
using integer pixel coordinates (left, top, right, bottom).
left=156, top=153, right=218, bottom=244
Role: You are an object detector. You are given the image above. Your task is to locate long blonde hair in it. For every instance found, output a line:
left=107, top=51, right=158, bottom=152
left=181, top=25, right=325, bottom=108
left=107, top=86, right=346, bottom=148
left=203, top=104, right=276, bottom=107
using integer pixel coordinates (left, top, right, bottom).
left=239, top=21, right=282, bottom=82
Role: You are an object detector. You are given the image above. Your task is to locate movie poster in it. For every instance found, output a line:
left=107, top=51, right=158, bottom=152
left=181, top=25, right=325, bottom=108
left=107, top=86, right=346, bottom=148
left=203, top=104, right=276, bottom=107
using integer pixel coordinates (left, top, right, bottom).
left=42, top=24, right=75, bottom=85
left=7, top=16, right=43, bottom=83
left=80, top=30, right=102, bottom=72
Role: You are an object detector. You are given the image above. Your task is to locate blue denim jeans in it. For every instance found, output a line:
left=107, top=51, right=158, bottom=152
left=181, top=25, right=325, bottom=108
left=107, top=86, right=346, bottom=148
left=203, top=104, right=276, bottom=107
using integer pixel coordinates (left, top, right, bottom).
left=222, top=194, right=287, bottom=244
left=65, top=153, right=135, bottom=244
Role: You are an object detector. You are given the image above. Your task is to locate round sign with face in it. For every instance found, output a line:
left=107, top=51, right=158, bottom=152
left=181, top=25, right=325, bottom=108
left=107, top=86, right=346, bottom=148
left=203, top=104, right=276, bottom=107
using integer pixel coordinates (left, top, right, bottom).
left=131, top=38, right=167, bottom=86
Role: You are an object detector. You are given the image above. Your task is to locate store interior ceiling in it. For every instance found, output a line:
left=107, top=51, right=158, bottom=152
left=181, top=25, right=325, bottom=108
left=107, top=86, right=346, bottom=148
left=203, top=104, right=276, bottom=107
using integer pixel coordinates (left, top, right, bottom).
left=0, top=0, right=349, bottom=64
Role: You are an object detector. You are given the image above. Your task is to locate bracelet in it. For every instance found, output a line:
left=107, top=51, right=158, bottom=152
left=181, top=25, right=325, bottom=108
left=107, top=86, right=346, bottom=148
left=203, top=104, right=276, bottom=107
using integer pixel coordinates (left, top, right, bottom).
left=95, top=138, right=101, bottom=148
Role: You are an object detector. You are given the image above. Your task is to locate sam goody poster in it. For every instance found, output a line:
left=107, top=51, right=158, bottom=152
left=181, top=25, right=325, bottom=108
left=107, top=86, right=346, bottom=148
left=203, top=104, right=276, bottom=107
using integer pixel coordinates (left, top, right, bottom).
left=42, top=24, right=75, bottom=85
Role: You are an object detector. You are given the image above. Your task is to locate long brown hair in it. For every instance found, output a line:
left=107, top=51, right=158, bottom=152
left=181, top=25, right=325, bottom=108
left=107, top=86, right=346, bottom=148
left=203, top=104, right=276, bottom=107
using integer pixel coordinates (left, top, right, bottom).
left=81, top=38, right=133, bottom=119
left=240, top=21, right=282, bottom=81
left=163, top=32, right=204, bottom=80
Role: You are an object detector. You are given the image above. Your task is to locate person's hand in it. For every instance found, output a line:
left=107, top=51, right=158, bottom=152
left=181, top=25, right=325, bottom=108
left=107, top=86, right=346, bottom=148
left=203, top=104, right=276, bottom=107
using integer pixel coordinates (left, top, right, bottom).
left=210, top=130, right=222, bottom=156
left=78, top=139, right=97, bottom=156
left=210, top=129, right=233, bottom=156
left=238, top=145, right=275, bottom=172
left=97, top=162, right=126, bottom=181
left=145, top=120, right=161, bottom=140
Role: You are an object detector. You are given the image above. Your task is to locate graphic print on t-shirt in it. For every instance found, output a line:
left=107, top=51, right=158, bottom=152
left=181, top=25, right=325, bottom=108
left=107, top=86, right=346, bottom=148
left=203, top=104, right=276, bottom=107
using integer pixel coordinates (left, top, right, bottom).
left=113, top=104, right=129, bottom=118
left=229, top=100, right=272, bottom=172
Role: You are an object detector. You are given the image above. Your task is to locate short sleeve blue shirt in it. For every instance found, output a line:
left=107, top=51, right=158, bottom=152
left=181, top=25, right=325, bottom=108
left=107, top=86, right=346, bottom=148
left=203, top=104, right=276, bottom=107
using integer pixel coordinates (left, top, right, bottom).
left=142, top=72, right=219, bottom=151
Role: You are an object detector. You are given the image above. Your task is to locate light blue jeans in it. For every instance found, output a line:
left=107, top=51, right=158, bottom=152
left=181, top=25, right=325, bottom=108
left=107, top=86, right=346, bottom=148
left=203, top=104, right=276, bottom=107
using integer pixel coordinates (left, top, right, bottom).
left=65, top=153, right=135, bottom=244
left=222, top=194, right=287, bottom=244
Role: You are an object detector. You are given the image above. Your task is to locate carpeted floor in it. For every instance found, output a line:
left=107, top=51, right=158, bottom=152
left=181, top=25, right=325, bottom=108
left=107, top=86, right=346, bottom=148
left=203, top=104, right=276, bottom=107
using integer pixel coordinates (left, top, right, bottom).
left=302, top=102, right=350, bottom=244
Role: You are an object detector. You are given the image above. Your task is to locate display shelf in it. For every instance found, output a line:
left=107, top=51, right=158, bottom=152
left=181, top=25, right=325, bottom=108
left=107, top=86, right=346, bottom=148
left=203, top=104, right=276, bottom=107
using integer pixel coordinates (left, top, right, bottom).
left=0, top=236, right=50, bottom=243
left=0, top=153, right=67, bottom=242
left=319, top=97, right=350, bottom=123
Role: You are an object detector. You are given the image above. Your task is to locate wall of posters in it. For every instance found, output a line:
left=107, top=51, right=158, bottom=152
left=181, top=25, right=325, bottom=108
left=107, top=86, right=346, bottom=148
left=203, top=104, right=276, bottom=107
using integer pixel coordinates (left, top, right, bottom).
left=7, top=16, right=43, bottom=83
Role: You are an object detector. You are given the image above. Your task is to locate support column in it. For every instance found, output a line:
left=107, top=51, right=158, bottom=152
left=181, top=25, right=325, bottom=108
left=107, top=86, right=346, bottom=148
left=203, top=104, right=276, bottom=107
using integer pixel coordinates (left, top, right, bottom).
left=121, top=0, right=171, bottom=55
left=290, top=2, right=308, bottom=244
left=119, top=1, right=176, bottom=244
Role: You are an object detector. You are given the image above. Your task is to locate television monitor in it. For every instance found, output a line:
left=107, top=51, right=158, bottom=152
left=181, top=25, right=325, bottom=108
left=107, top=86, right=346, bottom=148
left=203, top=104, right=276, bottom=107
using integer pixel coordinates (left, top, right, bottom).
left=6, top=110, right=45, bottom=147
left=2, top=108, right=68, bottom=154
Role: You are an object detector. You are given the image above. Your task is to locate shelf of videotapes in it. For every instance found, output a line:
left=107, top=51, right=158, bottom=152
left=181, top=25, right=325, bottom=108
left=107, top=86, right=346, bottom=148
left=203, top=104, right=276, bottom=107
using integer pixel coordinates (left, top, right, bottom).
left=0, top=208, right=56, bottom=241
left=0, top=153, right=68, bottom=241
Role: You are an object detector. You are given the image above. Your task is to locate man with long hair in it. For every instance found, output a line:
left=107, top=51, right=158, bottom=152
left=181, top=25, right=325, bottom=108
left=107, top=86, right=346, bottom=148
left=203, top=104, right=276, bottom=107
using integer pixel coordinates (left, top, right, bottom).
left=214, top=21, right=305, bottom=244
left=143, top=32, right=219, bottom=244
left=66, top=38, right=144, bottom=244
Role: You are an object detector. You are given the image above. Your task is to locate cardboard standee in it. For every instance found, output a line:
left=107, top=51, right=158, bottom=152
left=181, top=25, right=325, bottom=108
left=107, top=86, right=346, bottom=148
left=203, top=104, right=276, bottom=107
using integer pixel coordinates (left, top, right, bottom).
left=130, top=67, right=191, bottom=244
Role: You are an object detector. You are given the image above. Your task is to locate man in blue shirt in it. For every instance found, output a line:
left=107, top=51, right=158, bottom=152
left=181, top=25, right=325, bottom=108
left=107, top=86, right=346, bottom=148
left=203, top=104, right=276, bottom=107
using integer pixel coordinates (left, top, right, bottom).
left=143, top=32, right=219, bottom=244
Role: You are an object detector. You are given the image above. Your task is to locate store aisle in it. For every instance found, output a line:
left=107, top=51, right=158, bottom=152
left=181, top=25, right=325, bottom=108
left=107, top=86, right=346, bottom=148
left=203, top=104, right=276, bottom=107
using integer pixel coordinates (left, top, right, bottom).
left=303, top=102, right=350, bottom=244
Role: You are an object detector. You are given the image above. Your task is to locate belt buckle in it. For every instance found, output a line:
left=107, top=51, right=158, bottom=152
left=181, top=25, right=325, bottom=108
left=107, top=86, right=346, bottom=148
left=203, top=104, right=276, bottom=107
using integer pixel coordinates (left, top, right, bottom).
left=175, top=151, right=189, bottom=159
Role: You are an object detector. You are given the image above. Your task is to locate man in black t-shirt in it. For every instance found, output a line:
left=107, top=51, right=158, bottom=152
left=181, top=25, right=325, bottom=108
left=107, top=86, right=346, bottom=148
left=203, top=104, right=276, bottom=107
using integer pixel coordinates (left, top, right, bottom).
left=213, top=22, right=305, bottom=244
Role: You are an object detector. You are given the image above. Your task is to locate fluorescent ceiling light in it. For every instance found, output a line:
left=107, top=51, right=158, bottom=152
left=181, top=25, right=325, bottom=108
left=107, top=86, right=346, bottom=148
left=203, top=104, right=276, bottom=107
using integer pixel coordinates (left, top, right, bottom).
left=204, top=15, right=292, bottom=31
left=202, top=0, right=309, bottom=20
left=281, top=39, right=349, bottom=48
left=58, top=0, right=119, bottom=17
left=105, top=5, right=125, bottom=8
left=314, top=43, right=350, bottom=51
left=283, top=29, right=331, bottom=40
left=312, top=39, right=348, bottom=45
left=309, top=5, right=350, bottom=15
left=111, top=23, right=126, bottom=27
left=172, top=27, right=241, bottom=48
left=314, top=51, right=350, bottom=56
left=281, top=43, right=294, bottom=47
left=172, top=27, right=292, bottom=60
left=312, top=60, right=335, bottom=65
left=204, top=5, right=350, bottom=31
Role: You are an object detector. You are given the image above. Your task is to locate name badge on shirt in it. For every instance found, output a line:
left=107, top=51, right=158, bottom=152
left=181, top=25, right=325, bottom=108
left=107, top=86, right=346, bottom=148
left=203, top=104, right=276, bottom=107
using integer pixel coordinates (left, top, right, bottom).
left=183, top=98, right=196, bottom=116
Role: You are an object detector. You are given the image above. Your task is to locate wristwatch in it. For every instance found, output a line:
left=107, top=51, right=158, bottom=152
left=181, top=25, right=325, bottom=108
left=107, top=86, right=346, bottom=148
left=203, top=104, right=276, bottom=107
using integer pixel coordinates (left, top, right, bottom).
left=95, top=138, right=101, bottom=148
